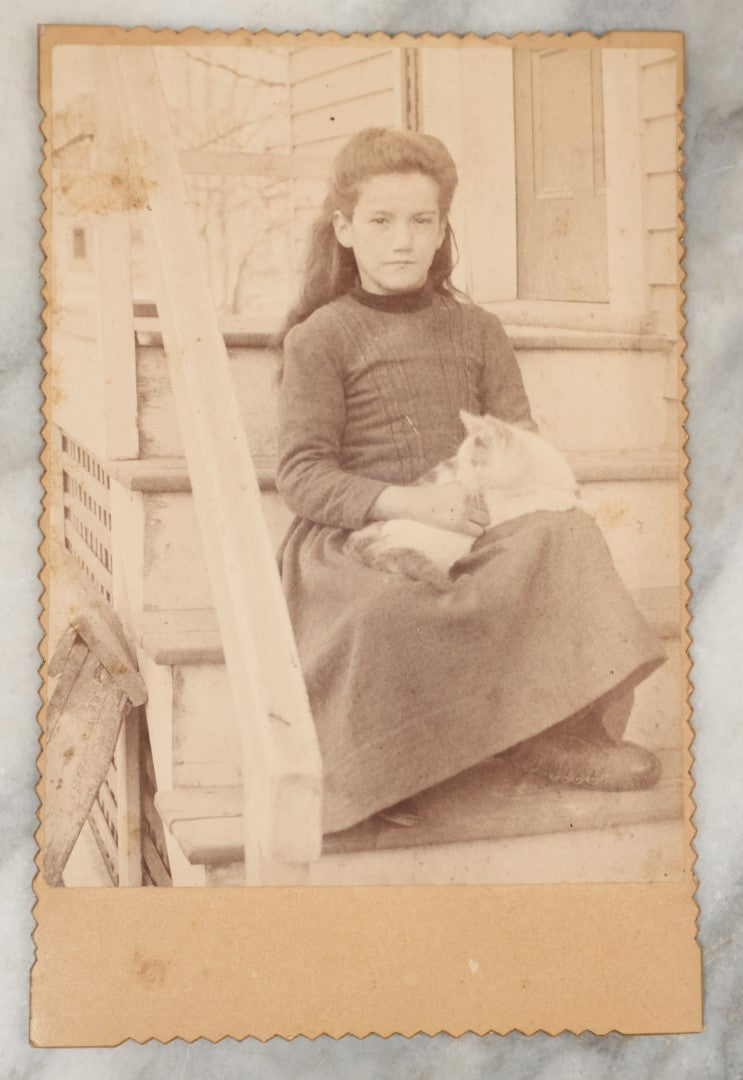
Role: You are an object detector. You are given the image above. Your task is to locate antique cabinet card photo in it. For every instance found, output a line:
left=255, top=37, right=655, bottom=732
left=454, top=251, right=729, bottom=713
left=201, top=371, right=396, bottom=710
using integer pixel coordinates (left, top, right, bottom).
left=33, top=26, right=701, bottom=1042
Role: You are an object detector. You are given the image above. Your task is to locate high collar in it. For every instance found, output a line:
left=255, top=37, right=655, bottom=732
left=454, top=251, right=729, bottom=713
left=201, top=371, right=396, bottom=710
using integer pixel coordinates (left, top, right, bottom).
left=348, top=280, right=436, bottom=313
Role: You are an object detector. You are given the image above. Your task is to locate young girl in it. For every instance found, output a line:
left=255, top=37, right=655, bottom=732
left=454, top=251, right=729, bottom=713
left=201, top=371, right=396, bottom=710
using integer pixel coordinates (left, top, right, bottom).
left=276, top=127, right=666, bottom=835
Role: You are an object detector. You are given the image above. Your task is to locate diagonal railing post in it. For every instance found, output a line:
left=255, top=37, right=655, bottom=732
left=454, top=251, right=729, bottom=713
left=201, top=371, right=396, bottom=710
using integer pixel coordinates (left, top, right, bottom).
left=91, top=45, right=322, bottom=882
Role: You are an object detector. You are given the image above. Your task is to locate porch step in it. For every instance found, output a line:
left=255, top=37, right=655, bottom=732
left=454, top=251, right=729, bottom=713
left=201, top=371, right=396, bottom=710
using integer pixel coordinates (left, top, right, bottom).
left=133, top=316, right=674, bottom=355
left=111, top=456, right=277, bottom=492
left=111, top=447, right=679, bottom=494
left=135, top=583, right=684, bottom=814
left=117, top=448, right=682, bottom=609
left=134, top=584, right=682, bottom=670
left=155, top=745, right=682, bottom=871
left=133, top=338, right=677, bottom=461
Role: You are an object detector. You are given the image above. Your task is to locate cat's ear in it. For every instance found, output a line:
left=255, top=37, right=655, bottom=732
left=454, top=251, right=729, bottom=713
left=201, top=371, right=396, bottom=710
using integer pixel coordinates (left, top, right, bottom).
left=482, top=414, right=513, bottom=440
left=459, top=409, right=481, bottom=434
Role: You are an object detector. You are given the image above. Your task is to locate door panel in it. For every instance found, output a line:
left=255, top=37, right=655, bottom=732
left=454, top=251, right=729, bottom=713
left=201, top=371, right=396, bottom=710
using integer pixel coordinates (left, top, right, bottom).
left=514, top=48, right=609, bottom=303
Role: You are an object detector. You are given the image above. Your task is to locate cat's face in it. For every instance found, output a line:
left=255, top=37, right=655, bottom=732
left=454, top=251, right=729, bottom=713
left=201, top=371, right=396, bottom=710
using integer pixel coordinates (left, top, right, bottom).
left=456, top=412, right=524, bottom=491
left=456, top=411, right=577, bottom=495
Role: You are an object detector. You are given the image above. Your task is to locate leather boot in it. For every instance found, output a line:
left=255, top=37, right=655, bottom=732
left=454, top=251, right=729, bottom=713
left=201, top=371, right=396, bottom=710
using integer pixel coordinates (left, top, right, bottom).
left=502, top=715, right=662, bottom=791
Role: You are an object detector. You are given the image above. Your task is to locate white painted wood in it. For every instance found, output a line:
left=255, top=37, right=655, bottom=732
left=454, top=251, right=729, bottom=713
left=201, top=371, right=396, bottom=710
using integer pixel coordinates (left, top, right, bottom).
left=389, top=45, right=406, bottom=130
left=112, top=46, right=322, bottom=880
left=649, top=284, right=680, bottom=333
left=459, top=49, right=517, bottom=302
left=206, top=818, right=684, bottom=887
left=116, top=488, right=292, bottom=613
left=50, top=328, right=107, bottom=458
left=647, top=228, right=677, bottom=285
left=639, top=49, right=680, bottom=339
left=580, top=478, right=681, bottom=590
left=289, top=45, right=387, bottom=84
left=627, top=638, right=684, bottom=749
left=488, top=299, right=654, bottom=334
left=90, top=49, right=140, bottom=462
left=114, top=710, right=143, bottom=886
left=602, top=50, right=649, bottom=323
left=171, top=663, right=242, bottom=788
left=290, top=89, right=395, bottom=147
left=95, top=213, right=139, bottom=460
left=290, top=50, right=395, bottom=114
left=418, top=48, right=469, bottom=294
left=637, top=48, right=677, bottom=68
left=642, top=115, right=679, bottom=174
left=644, top=172, right=678, bottom=231
left=110, top=482, right=145, bottom=620
left=136, top=343, right=280, bottom=459
left=420, top=48, right=657, bottom=330
left=142, top=492, right=213, bottom=611
left=516, top=348, right=668, bottom=451
left=640, top=57, right=678, bottom=120
left=514, top=48, right=609, bottom=303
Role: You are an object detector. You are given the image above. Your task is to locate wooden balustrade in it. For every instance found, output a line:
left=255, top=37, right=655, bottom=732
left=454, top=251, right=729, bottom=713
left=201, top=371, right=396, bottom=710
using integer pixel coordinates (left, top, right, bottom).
left=90, top=45, right=322, bottom=882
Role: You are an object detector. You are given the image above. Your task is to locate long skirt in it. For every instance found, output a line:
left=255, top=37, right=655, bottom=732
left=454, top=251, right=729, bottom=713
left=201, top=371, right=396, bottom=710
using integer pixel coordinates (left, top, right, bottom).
left=279, top=508, right=667, bottom=834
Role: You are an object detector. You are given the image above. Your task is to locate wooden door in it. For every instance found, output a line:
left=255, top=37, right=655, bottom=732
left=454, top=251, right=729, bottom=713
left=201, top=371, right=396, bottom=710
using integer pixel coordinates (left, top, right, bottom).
left=514, top=48, right=609, bottom=303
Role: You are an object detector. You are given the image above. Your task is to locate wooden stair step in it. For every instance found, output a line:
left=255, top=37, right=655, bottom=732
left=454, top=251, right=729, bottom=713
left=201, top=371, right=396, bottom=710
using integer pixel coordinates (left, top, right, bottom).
left=135, top=608, right=223, bottom=665
left=155, top=746, right=682, bottom=869
left=111, top=448, right=678, bottom=493
left=135, top=583, right=682, bottom=669
left=132, top=310, right=674, bottom=354
left=111, top=456, right=277, bottom=492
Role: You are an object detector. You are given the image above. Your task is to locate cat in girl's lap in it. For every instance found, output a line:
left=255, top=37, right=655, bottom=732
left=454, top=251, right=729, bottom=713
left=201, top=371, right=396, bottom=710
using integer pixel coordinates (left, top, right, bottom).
left=345, top=410, right=581, bottom=590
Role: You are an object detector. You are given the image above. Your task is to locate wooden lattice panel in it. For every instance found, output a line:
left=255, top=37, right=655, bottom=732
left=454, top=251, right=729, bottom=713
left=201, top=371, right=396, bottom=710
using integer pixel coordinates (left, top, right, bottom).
left=87, top=760, right=121, bottom=887
left=60, top=434, right=113, bottom=603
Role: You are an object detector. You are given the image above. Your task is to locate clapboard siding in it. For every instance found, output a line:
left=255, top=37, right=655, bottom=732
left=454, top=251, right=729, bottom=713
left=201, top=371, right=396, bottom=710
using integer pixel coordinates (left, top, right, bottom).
left=639, top=49, right=680, bottom=334
left=290, top=51, right=397, bottom=115
left=644, top=172, right=678, bottom=231
left=291, top=89, right=397, bottom=149
left=287, top=45, right=404, bottom=262
left=642, top=114, right=679, bottom=175
left=639, top=57, right=678, bottom=120
left=52, top=327, right=108, bottom=460
left=289, top=46, right=392, bottom=84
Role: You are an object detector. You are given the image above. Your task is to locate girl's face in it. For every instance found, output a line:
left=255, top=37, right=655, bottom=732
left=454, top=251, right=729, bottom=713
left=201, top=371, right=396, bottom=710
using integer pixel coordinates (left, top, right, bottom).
left=333, top=172, right=446, bottom=295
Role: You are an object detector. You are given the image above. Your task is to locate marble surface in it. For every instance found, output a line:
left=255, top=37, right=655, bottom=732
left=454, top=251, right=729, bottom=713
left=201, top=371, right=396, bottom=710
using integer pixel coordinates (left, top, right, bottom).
left=2, top=0, right=741, bottom=1074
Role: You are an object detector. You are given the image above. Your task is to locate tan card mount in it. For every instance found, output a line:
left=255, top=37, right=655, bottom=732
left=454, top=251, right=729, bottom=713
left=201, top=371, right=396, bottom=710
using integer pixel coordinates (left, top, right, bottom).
left=33, top=26, right=699, bottom=1043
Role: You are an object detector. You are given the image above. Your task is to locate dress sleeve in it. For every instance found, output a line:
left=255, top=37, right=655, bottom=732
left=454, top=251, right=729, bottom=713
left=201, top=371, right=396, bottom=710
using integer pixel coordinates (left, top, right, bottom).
left=478, top=311, right=538, bottom=433
left=276, top=314, right=388, bottom=530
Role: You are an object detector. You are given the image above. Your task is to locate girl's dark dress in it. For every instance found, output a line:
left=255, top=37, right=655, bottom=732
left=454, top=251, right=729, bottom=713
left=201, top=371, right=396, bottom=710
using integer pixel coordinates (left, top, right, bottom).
left=277, top=286, right=666, bottom=834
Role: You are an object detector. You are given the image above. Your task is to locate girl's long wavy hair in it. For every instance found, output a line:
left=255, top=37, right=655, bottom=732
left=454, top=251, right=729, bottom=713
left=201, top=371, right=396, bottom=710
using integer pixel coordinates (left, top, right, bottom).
left=276, top=127, right=460, bottom=348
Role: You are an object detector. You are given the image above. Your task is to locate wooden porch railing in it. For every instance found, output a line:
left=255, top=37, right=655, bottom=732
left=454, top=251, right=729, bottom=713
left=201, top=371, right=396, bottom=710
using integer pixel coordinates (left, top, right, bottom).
left=90, top=45, right=323, bottom=883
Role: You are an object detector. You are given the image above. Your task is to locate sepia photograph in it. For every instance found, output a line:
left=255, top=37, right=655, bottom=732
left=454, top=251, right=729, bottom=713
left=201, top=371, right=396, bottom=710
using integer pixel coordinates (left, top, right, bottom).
left=42, top=33, right=689, bottom=892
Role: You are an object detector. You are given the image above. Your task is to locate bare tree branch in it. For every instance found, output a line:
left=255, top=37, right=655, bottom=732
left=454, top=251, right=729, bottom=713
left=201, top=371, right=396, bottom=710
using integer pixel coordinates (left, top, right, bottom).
left=52, top=132, right=94, bottom=158
left=190, top=111, right=280, bottom=152
left=185, top=50, right=286, bottom=87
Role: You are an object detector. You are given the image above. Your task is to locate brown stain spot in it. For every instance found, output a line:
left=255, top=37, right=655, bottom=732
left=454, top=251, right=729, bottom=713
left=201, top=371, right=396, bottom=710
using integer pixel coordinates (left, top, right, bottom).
left=49, top=381, right=67, bottom=408
left=59, top=166, right=155, bottom=215
left=596, top=501, right=629, bottom=528
left=133, top=950, right=169, bottom=986
left=62, top=746, right=74, bottom=761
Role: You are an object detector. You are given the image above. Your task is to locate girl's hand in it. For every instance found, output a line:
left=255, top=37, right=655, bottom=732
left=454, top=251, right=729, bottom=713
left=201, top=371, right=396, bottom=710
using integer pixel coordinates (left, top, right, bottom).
left=370, top=483, right=490, bottom=538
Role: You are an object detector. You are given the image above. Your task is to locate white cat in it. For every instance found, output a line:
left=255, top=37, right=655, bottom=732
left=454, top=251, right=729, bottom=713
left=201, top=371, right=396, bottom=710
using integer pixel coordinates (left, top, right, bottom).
left=344, top=410, right=581, bottom=590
